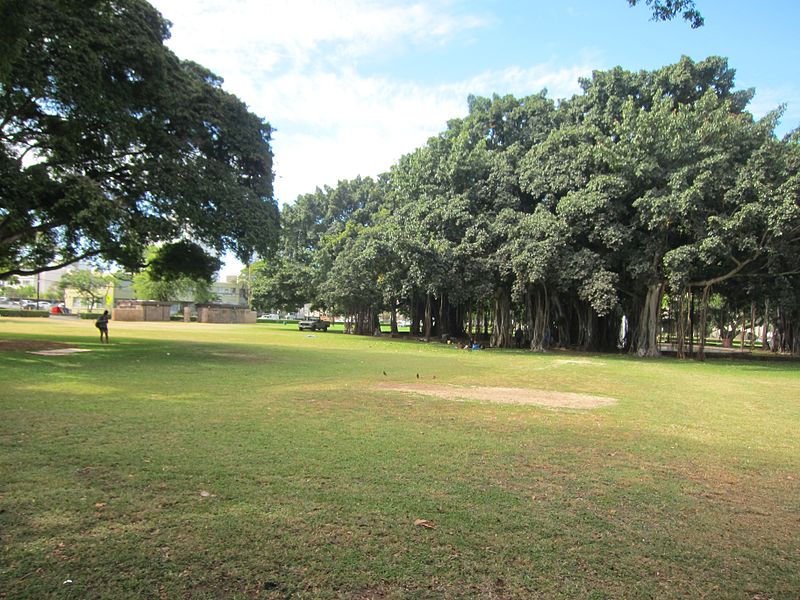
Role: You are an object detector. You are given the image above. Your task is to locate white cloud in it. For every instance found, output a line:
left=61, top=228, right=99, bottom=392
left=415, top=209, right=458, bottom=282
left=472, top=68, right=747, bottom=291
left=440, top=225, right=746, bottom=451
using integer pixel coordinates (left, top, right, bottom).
left=150, top=0, right=595, bottom=204
left=748, top=86, right=800, bottom=136
left=155, top=0, right=489, bottom=73
left=262, top=62, right=593, bottom=204
left=148, top=0, right=599, bottom=276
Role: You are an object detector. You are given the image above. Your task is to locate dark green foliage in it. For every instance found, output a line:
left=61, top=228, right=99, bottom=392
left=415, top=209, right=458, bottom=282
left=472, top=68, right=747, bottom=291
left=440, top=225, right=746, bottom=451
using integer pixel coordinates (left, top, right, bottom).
left=0, top=0, right=279, bottom=279
left=146, top=241, right=221, bottom=282
left=129, top=245, right=217, bottom=303
left=0, top=309, right=49, bottom=317
left=249, top=256, right=313, bottom=314
left=280, top=56, right=799, bottom=356
left=627, top=0, right=704, bottom=28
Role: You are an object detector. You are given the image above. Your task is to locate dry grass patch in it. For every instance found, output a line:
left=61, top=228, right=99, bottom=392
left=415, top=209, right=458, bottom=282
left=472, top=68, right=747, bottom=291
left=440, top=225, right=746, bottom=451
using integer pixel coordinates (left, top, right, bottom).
left=552, top=358, right=605, bottom=366
left=377, top=382, right=617, bottom=409
left=0, top=339, right=74, bottom=352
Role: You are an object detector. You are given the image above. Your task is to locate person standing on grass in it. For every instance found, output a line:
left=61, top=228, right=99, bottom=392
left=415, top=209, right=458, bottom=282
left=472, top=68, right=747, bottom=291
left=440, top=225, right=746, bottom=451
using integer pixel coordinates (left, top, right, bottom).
left=95, top=310, right=110, bottom=343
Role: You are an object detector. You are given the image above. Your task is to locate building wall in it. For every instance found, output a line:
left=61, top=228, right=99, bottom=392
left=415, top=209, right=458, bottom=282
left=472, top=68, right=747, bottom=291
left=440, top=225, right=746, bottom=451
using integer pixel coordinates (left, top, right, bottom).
left=213, top=276, right=248, bottom=306
left=62, top=274, right=248, bottom=313
left=114, top=301, right=171, bottom=321
left=63, top=286, right=113, bottom=314
left=196, top=304, right=256, bottom=324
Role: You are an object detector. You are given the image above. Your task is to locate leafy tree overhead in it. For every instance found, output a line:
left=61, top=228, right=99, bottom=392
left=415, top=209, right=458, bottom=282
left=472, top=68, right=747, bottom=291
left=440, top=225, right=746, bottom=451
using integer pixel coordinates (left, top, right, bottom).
left=628, top=0, right=704, bottom=28
left=147, top=241, right=222, bottom=282
left=0, top=0, right=279, bottom=279
left=131, top=270, right=216, bottom=304
left=129, top=244, right=219, bottom=303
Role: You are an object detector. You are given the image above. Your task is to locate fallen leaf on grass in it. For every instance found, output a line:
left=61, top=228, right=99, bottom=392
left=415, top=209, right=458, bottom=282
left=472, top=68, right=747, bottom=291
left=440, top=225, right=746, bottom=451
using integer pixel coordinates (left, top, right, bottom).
left=414, top=519, right=436, bottom=529
left=94, top=502, right=106, bottom=509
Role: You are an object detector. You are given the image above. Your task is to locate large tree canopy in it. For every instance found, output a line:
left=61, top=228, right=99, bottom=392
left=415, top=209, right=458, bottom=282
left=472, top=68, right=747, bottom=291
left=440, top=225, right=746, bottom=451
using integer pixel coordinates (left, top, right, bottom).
left=268, top=56, right=799, bottom=357
left=0, top=0, right=279, bottom=279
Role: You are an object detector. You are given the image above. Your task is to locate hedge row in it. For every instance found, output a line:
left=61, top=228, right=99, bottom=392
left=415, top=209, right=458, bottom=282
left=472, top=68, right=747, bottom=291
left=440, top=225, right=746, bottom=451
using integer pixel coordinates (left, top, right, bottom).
left=0, top=309, right=50, bottom=318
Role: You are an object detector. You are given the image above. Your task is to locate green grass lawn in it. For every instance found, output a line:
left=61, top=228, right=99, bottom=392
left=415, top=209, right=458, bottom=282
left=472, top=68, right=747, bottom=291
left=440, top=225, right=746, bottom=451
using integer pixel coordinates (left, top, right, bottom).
left=1, top=318, right=798, bottom=599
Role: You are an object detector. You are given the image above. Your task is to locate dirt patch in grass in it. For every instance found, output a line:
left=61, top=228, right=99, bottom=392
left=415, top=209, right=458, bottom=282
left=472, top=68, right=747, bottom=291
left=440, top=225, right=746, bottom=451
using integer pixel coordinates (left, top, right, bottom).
left=0, top=339, right=74, bottom=352
left=376, top=383, right=617, bottom=409
left=553, top=358, right=604, bottom=366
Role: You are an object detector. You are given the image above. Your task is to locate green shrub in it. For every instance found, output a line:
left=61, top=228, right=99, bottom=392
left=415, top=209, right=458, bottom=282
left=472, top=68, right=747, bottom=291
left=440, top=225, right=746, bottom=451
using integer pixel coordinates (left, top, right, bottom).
left=0, top=309, right=50, bottom=318
left=79, top=312, right=105, bottom=320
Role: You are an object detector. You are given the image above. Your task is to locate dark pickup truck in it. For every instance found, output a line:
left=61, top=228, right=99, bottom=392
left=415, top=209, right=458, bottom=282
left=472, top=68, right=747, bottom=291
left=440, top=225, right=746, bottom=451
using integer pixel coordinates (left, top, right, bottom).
left=298, top=317, right=331, bottom=331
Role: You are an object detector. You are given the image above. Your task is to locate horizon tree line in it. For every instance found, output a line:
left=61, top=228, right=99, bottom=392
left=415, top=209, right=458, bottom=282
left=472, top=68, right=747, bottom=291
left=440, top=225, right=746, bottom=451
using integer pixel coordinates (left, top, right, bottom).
left=249, top=56, right=800, bottom=358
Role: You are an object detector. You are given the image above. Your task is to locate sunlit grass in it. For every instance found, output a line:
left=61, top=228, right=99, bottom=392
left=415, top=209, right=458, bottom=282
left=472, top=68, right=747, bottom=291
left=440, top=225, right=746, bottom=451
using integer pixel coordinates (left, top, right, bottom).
left=1, top=317, right=798, bottom=598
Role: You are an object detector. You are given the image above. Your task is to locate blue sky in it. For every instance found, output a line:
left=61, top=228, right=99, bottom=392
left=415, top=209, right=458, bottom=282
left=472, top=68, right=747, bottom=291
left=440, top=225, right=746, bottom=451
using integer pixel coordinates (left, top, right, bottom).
left=147, top=0, right=799, bottom=275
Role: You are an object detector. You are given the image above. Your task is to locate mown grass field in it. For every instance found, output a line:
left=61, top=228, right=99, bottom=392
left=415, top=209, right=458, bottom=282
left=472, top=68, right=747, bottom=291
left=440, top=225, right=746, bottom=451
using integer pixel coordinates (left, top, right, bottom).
left=1, top=317, right=798, bottom=599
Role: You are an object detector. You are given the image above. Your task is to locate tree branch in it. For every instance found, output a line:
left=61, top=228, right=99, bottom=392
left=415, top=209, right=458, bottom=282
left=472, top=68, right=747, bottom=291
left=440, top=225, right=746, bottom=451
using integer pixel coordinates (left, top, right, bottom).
left=689, top=255, right=758, bottom=288
left=0, top=218, right=67, bottom=248
left=0, top=249, right=102, bottom=279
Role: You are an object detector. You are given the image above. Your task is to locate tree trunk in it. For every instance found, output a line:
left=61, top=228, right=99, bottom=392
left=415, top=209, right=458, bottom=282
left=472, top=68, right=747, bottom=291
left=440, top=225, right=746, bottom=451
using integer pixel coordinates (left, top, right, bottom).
left=450, top=303, right=459, bottom=338
left=592, top=313, right=619, bottom=352
left=773, top=305, right=782, bottom=352
left=491, top=289, right=512, bottom=348
left=372, top=308, right=381, bottom=336
left=390, top=299, right=398, bottom=334
left=632, top=283, right=664, bottom=357
left=424, top=293, right=432, bottom=341
left=697, top=284, right=712, bottom=361
left=525, top=288, right=534, bottom=348
left=410, top=292, right=420, bottom=335
left=361, top=306, right=373, bottom=335
left=676, top=290, right=687, bottom=359
left=582, top=305, right=598, bottom=351
left=527, top=285, right=551, bottom=351
left=550, top=295, right=567, bottom=348
left=439, top=293, right=447, bottom=338
left=666, top=298, right=672, bottom=344
left=762, top=299, right=770, bottom=351
left=688, top=289, right=695, bottom=356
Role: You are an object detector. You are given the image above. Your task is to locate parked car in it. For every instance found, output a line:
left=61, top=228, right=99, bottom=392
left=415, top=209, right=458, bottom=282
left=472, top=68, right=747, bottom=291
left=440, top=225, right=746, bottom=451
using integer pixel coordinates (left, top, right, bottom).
left=298, top=317, right=331, bottom=331
left=257, top=313, right=281, bottom=321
